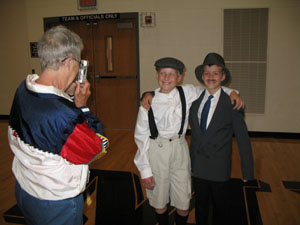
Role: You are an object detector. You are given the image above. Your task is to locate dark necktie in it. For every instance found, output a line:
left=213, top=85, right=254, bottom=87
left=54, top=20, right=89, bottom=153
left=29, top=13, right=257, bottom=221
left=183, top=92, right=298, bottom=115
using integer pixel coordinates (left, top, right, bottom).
left=200, top=95, right=214, bottom=134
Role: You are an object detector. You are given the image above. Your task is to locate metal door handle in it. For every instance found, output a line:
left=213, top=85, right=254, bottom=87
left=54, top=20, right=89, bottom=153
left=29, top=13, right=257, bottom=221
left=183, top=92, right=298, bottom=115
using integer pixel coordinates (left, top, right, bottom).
left=95, top=75, right=137, bottom=79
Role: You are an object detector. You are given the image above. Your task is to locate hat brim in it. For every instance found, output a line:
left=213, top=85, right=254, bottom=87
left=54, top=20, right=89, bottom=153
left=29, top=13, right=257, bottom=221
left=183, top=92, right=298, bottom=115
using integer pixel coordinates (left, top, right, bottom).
left=195, top=64, right=231, bottom=86
left=155, top=65, right=184, bottom=74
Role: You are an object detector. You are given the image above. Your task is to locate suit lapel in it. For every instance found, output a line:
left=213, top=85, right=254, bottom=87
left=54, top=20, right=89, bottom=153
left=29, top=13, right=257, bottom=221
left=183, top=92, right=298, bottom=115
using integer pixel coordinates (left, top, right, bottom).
left=190, top=91, right=205, bottom=136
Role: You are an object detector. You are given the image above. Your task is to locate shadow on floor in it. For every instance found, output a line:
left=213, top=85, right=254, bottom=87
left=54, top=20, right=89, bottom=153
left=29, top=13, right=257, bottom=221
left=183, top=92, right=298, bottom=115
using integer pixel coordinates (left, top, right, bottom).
left=3, top=170, right=268, bottom=225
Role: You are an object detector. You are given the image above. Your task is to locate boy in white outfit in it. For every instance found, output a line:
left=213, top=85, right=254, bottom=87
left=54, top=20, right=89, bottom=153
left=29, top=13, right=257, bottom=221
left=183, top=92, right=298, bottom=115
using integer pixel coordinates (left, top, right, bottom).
left=134, top=57, right=242, bottom=225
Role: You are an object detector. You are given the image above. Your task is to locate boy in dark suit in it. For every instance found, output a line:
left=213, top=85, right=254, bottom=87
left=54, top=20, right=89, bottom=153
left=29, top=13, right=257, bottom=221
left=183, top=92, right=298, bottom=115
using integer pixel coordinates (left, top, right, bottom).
left=189, top=53, right=254, bottom=225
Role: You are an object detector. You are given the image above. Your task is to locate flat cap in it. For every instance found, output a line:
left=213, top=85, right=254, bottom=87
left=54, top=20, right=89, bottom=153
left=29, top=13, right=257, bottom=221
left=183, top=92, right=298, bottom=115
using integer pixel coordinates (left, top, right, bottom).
left=155, top=57, right=185, bottom=74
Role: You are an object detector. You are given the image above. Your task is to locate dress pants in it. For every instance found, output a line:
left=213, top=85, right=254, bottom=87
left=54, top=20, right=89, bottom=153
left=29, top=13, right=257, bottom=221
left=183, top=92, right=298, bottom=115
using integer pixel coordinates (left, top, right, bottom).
left=193, top=177, right=229, bottom=225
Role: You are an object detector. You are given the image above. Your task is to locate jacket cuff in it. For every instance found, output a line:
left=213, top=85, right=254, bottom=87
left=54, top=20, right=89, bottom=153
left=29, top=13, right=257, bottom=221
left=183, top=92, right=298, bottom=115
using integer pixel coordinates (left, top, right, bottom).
left=140, top=167, right=153, bottom=179
left=80, top=106, right=90, bottom=114
left=140, top=91, right=155, bottom=101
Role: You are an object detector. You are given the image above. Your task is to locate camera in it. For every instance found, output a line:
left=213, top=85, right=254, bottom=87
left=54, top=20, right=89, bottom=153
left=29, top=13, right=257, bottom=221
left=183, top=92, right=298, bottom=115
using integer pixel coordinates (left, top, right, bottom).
left=77, top=60, right=89, bottom=83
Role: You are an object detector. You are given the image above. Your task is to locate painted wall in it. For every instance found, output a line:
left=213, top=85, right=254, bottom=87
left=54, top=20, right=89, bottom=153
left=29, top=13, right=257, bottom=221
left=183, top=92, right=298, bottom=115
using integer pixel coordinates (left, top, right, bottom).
left=1, top=0, right=299, bottom=132
left=0, top=0, right=30, bottom=115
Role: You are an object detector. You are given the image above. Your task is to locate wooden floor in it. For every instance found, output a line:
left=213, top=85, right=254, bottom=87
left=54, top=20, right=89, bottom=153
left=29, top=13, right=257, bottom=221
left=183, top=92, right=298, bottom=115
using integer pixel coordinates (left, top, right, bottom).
left=1, top=120, right=300, bottom=225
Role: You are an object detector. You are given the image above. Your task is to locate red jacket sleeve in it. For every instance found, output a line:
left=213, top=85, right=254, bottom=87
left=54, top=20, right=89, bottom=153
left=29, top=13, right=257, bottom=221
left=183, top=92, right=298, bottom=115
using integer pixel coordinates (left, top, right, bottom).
left=60, top=121, right=107, bottom=164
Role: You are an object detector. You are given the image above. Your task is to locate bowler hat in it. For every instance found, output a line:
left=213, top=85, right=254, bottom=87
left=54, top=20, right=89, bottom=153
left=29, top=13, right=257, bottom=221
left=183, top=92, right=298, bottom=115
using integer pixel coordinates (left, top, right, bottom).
left=155, top=57, right=185, bottom=74
left=195, top=53, right=231, bottom=85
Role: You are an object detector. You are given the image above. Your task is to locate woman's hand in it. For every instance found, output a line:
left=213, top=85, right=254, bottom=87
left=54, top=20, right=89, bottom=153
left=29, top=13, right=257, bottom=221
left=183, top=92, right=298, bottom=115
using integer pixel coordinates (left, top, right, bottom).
left=74, top=79, right=91, bottom=107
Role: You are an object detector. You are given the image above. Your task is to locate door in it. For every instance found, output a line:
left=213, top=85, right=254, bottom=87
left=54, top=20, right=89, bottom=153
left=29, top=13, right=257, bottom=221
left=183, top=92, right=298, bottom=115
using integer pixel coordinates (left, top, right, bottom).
left=93, top=19, right=138, bottom=130
left=63, top=17, right=139, bottom=130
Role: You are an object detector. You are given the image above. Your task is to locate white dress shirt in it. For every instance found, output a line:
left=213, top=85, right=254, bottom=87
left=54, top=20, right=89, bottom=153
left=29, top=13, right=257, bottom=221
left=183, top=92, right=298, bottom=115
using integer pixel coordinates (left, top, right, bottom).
left=198, top=88, right=222, bottom=130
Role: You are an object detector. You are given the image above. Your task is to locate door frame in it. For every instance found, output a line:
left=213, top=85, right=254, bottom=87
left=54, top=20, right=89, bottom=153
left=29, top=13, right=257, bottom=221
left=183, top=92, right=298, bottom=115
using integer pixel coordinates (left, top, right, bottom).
left=43, top=12, right=140, bottom=112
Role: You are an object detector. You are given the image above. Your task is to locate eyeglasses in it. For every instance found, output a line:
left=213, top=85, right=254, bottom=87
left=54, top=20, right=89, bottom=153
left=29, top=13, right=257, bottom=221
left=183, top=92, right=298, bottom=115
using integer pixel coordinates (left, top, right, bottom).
left=61, top=57, right=83, bottom=67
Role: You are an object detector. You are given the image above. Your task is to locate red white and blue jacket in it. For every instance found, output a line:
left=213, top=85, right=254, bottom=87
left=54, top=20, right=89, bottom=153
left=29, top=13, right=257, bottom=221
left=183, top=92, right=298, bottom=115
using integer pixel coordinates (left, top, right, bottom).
left=8, top=74, right=108, bottom=200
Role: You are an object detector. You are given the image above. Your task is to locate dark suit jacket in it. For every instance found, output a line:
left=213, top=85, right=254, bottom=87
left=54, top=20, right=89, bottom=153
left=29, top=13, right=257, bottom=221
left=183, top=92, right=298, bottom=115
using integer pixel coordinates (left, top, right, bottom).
left=189, top=89, right=254, bottom=182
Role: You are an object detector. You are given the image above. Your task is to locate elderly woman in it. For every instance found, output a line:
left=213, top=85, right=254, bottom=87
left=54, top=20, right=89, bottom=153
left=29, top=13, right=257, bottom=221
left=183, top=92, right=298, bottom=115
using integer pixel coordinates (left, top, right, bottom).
left=8, top=26, right=108, bottom=225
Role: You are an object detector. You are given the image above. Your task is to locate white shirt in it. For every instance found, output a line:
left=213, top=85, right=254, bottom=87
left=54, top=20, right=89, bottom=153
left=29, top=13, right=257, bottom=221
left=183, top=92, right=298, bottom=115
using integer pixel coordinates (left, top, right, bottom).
left=134, top=84, right=233, bottom=179
left=198, top=88, right=222, bottom=129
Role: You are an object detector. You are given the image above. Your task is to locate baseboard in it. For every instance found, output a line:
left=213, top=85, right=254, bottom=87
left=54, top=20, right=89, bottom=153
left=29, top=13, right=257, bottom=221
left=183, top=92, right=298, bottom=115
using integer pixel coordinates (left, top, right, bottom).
left=185, top=129, right=300, bottom=139
left=0, top=115, right=9, bottom=120
left=248, top=131, right=300, bottom=139
left=1, top=115, right=299, bottom=139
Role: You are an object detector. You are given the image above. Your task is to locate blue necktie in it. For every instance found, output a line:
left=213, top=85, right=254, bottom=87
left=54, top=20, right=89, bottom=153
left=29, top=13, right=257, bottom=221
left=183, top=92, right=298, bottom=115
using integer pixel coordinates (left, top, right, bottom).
left=200, top=95, right=214, bottom=134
